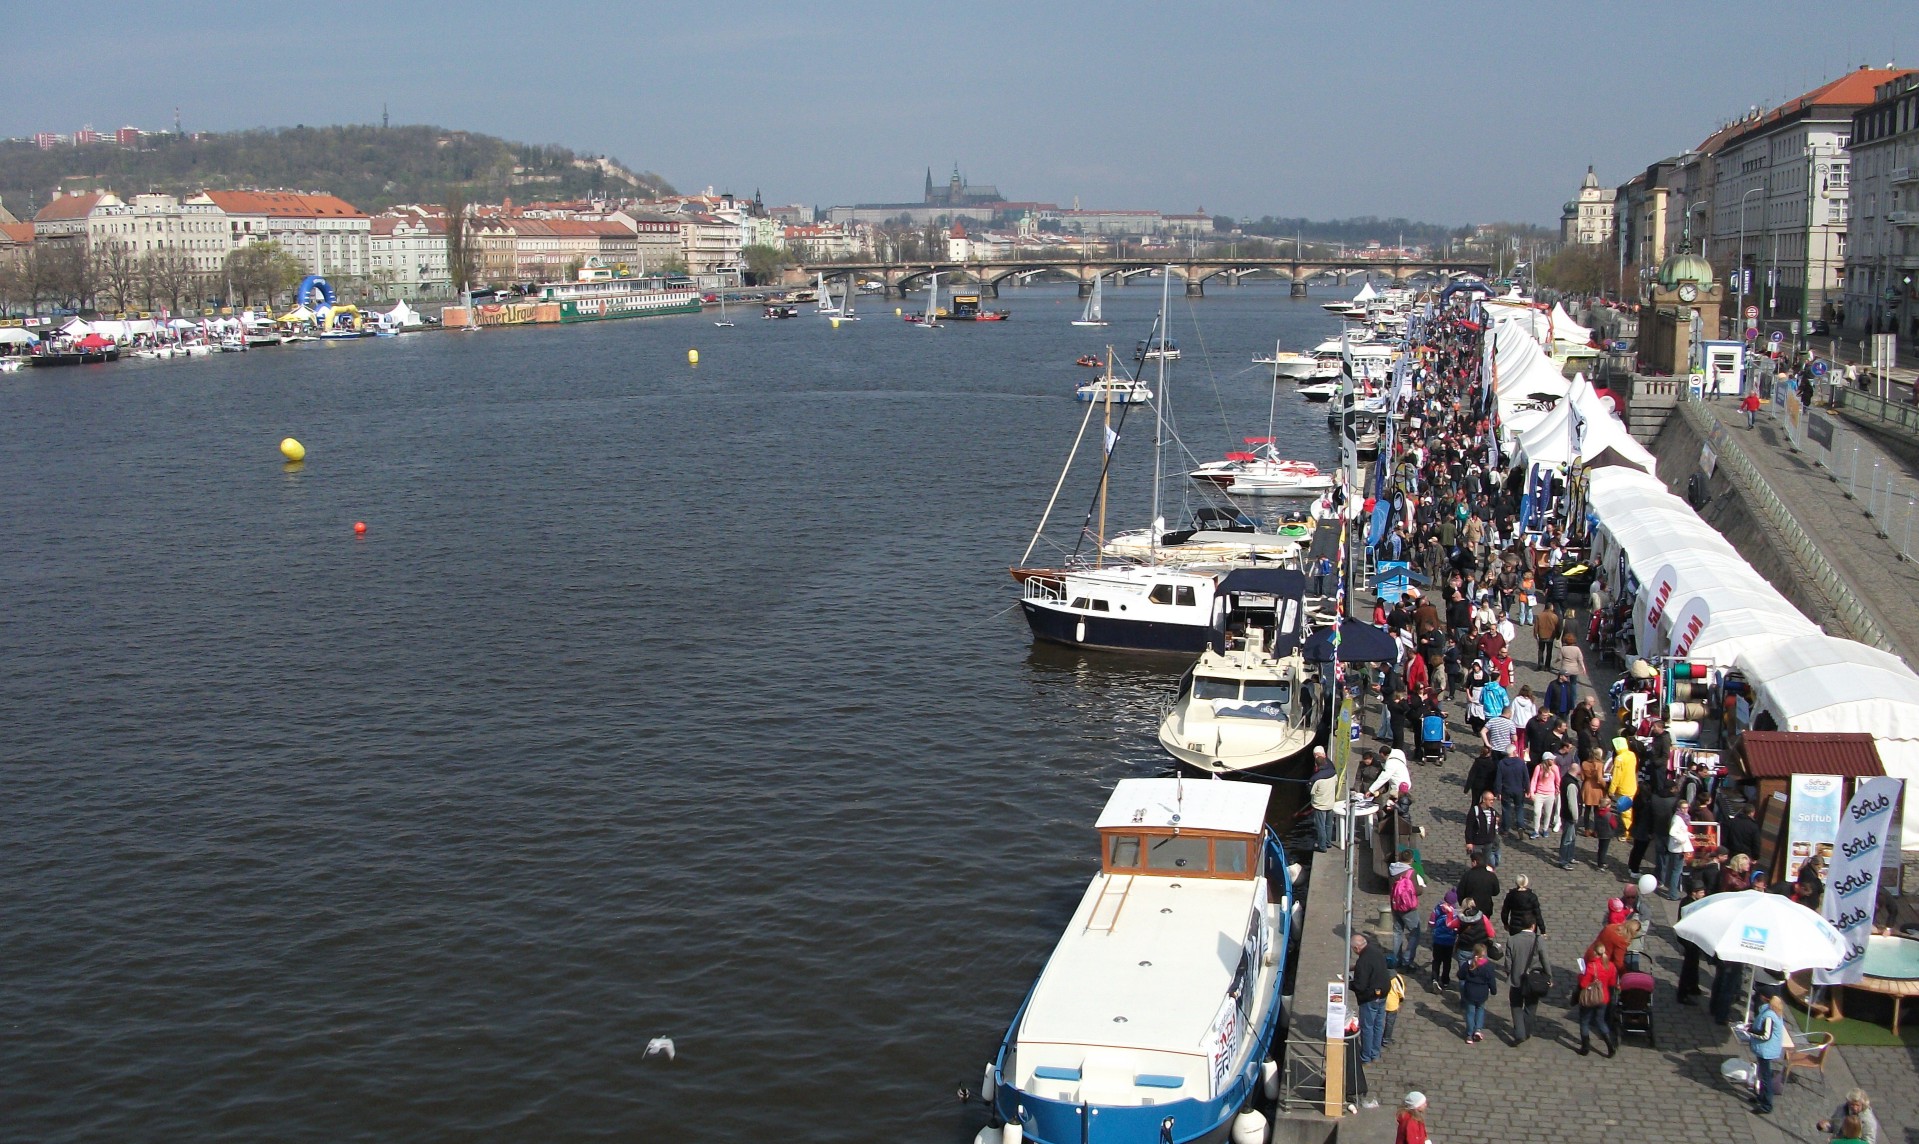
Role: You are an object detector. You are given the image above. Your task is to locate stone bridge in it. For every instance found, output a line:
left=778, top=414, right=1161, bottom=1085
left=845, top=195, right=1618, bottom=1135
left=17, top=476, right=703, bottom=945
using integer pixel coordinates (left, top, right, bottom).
left=794, top=257, right=1496, bottom=298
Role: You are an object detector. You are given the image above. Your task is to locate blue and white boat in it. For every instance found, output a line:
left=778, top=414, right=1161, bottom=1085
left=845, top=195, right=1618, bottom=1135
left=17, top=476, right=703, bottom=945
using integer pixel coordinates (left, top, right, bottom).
left=981, top=778, right=1292, bottom=1144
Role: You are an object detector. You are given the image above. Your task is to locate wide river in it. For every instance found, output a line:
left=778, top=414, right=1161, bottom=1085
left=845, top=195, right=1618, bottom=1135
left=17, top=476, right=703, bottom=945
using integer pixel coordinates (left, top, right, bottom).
left=3, top=281, right=1351, bottom=1141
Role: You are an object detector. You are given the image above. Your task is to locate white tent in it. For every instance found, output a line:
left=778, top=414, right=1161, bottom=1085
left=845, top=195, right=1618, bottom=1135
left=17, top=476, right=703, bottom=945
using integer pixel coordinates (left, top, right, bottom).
left=386, top=299, right=424, bottom=328
left=1513, top=377, right=1655, bottom=475
left=1632, top=551, right=1774, bottom=652
left=1575, top=403, right=1658, bottom=474
left=58, top=317, right=93, bottom=336
left=1352, top=281, right=1378, bottom=303
left=1549, top=302, right=1594, bottom=347
left=1735, top=636, right=1919, bottom=853
left=0, top=327, right=40, bottom=344
left=1664, top=590, right=1820, bottom=663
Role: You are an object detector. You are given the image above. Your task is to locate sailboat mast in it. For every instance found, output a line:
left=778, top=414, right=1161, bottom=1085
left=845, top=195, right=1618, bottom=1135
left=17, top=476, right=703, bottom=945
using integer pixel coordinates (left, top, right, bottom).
left=1098, top=347, right=1113, bottom=564
left=1150, top=267, right=1170, bottom=561
left=1267, top=337, right=1281, bottom=444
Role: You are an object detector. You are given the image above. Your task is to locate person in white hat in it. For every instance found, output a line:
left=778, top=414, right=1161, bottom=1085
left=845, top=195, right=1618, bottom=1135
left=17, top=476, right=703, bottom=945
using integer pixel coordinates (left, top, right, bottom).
left=1397, top=1091, right=1429, bottom=1144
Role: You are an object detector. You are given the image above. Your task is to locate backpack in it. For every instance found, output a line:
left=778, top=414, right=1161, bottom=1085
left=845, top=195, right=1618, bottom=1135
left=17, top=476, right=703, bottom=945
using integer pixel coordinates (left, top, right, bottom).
left=1391, top=871, right=1419, bottom=914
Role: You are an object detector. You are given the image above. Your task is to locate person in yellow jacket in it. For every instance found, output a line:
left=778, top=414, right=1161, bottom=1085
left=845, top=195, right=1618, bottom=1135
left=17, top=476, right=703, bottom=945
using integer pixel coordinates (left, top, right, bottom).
left=1608, top=737, right=1639, bottom=831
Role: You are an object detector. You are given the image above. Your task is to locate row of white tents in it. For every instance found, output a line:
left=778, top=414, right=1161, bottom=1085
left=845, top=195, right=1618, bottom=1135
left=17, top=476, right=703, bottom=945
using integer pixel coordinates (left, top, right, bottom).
left=41, top=300, right=425, bottom=344
left=1484, top=301, right=1919, bottom=855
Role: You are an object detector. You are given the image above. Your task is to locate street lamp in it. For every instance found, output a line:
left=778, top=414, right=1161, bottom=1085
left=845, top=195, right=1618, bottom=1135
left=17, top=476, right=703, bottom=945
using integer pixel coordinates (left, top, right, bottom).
left=1798, top=144, right=1833, bottom=355
left=1737, top=186, right=1763, bottom=337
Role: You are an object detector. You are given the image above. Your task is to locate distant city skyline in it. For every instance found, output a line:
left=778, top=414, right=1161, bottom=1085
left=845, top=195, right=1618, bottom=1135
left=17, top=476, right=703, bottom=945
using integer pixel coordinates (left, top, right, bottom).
left=3, top=1, right=1912, bottom=226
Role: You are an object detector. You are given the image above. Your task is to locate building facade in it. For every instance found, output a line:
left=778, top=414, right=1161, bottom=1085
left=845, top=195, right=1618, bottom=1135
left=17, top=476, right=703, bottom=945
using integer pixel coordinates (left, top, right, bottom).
left=369, top=212, right=450, bottom=299
left=1843, top=69, right=1919, bottom=339
left=193, top=190, right=371, bottom=284
left=1705, top=68, right=1900, bottom=332
left=1560, top=167, right=1616, bottom=245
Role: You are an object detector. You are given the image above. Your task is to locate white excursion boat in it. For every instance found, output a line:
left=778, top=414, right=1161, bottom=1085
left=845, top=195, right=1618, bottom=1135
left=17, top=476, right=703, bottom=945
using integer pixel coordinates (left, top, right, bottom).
left=982, top=777, right=1292, bottom=1144
left=1076, top=350, right=1152, bottom=405
left=1072, top=275, right=1108, bottom=327
left=1158, top=603, right=1320, bottom=775
left=1188, top=441, right=1334, bottom=498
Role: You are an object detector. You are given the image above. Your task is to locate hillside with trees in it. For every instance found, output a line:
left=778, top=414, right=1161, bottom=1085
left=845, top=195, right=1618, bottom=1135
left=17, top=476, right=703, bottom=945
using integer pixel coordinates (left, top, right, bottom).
left=0, top=124, right=674, bottom=216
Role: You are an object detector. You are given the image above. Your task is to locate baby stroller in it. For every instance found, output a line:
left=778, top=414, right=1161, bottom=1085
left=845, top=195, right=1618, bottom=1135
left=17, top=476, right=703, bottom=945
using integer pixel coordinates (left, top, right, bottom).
left=1418, top=712, right=1450, bottom=766
left=1614, top=971, right=1656, bottom=1048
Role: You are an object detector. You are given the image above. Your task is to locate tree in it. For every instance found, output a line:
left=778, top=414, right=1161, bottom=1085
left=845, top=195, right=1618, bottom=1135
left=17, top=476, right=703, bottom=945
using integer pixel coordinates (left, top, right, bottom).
left=740, top=242, right=790, bottom=285
left=657, top=255, right=689, bottom=277
left=43, top=242, right=98, bottom=311
left=95, top=240, right=143, bottom=313
left=1536, top=243, right=1613, bottom=296
left=142, top=248, right=198, bottom=314
left=444, top=189, right=477, bottom=295
left=0, top=245, right=52, bottom=316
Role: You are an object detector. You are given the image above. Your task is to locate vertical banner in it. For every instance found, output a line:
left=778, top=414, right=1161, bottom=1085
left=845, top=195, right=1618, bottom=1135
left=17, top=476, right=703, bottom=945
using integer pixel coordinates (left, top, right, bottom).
left=1815, top=777, right=1903, bottom=986
left=1784, top=774, right=1845, bottom=883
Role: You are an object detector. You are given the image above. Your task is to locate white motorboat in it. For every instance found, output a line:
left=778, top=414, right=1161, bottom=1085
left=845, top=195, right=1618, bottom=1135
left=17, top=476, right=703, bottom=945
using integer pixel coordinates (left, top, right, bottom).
left=982, top=777, right=1291, bottom=1144
left=1134, top=336, right=1179, bottom=361
left=0, top=358, right=24, bottom=373
left=1158, top=613, right=1320, bottom=773
left=1251, top=350, right=1316, bottom=380
left=1075, top=351, right=1153, bottom=404
left=1070, top=275, right=1107, bottom=327
left=1298, top=381, right=1341, bottom=402
left=1188, top=441, right=1334, bottom=498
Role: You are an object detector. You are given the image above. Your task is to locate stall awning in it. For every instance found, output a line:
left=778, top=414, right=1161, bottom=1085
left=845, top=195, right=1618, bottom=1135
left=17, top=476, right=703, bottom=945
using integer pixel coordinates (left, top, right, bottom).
left=1739, top=732, right=1885, bottom=780
left=1217, top=568, right=1307, bottom=599
left=1303, top=619, right=1399, bottom=663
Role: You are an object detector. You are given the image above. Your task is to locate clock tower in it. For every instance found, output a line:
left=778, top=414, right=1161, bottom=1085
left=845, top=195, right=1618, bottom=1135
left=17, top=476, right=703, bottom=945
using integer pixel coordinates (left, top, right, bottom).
left=1640, top=246, right=1722, bottom=377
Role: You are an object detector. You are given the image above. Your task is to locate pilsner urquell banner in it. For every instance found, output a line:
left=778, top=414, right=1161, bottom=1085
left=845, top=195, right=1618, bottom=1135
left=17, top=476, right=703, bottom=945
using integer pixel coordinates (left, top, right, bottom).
left=1815, top=776, right=1903, bottom=987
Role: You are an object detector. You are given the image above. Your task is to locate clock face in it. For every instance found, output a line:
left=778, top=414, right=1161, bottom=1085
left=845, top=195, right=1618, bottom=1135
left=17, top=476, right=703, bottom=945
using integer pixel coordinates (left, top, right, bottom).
left=1677, top=283, right=1698, bottom=303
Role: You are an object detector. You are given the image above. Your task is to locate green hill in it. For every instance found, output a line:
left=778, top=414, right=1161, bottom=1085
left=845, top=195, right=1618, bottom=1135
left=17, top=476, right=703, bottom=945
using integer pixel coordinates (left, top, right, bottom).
left=0, top=124, right=675, bottom=216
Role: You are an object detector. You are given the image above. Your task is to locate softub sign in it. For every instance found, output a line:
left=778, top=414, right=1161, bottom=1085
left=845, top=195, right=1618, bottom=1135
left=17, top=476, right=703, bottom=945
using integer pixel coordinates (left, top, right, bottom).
left=1817, top=776, right=1904, bottom=986
left=1785, top=774, right=1845, bottom=884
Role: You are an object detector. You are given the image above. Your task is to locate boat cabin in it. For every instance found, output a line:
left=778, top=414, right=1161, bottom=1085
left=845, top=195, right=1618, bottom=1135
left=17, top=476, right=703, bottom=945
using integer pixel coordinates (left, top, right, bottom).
left=950, top=294, right=984, bottom=319
left=1095, top=777, right=1271, bottom=881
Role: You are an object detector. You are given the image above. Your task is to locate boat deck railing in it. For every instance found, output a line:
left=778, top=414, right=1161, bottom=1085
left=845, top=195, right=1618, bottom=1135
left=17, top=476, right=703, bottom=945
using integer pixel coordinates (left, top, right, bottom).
left=1021, top=576, right=1066, bottom=604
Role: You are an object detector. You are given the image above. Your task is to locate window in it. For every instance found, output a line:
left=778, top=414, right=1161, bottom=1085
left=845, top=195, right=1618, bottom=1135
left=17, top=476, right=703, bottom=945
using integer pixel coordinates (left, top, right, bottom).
left=1109, top=834, right=1141, bottom=869
left=1213, top=838, right=1251, bottom=875
left=1146, top=833, right=1210, bottom=871
left=1194, top=676, right=1240, bottom=701
left=1090, top=599, right=1110, bottom=612
left=1175, top=586, right=1196, bottom=606
left=1242, top=680, right=1292, bottom=705
left=1069, top=597, right=1089, bottom=610
left=1148, top=584, right=1174, bottom=605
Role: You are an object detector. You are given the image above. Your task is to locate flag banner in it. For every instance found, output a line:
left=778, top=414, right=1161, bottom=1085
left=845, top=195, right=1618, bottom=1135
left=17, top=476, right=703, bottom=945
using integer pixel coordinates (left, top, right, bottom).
left=1816, top=776, right=1903, bottom=985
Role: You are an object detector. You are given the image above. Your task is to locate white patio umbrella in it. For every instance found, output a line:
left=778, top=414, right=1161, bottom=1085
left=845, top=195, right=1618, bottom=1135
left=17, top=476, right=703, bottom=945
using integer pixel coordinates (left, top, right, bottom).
left=1676, top=891, right=1845, bottom=973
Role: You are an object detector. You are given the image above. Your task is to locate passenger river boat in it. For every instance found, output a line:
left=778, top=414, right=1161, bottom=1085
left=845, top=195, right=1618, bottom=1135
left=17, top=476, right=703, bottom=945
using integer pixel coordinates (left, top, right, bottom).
left=535, top=259, right=702, bottom=323
left=980, top=777, right=1291, bottom=1144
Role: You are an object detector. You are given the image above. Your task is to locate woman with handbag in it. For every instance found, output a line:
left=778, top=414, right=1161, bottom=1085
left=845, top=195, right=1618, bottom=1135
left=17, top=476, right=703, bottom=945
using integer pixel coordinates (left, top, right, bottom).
left=1576, top=944, right=1619, bottom=1057
left=1505, top=921, right=1552, bottom=1045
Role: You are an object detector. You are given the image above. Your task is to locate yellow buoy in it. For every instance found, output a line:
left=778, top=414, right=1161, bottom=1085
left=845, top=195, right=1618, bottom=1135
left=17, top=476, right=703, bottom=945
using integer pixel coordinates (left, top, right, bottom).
left=279, top=437, right=306, bottom=462
left=830, top=318, right=841, bottom=328
left=895, top=307, right=902, bottom=316
left=687, top=349, right=699, bottom=364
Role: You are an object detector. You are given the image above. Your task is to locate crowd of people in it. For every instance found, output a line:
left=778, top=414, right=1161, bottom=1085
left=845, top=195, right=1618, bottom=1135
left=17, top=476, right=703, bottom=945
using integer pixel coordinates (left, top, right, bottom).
left=1337, top=305, right=1884, bottom=1137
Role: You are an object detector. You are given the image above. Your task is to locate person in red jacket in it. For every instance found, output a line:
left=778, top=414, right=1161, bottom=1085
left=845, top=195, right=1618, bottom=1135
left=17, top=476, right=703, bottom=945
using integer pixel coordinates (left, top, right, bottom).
left=1395, top=1091, right=1429, bottom=1144
left=1741, top=388, right=1762, bottom=429
left=1577, top=944, right=1619, bottom=1057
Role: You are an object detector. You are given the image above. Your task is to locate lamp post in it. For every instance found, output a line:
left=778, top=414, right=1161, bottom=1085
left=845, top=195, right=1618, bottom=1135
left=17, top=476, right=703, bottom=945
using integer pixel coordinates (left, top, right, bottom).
left=1798, top=144, right=1831, bottom=355
left=1737, top=186, right=1762, bottom=335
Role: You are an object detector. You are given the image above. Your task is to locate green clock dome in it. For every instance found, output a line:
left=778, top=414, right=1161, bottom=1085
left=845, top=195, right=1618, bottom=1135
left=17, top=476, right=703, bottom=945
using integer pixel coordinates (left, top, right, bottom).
left=1657, top=250, right=1715, bottom=287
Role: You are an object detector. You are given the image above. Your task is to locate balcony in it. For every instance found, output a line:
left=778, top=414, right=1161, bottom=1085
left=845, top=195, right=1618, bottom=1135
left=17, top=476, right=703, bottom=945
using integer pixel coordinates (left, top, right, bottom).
left=1891, top=166, right=1917, bottom=185
left=1890, top=210, right=1916, bottom=226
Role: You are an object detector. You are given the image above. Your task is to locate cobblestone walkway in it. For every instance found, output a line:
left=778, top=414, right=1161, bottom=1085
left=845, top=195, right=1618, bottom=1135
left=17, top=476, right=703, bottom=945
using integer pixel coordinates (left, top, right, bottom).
left=1337, top=627, right=1912, bottom=1144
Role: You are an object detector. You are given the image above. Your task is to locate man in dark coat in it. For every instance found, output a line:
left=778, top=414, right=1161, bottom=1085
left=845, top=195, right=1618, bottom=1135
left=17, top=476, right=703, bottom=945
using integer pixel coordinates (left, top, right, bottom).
left=1457, top=852, right=1501, bottom=920
left=1350, top=933, right=1390, bottom=1065
left=1722, top=806, right=1761, bottom=860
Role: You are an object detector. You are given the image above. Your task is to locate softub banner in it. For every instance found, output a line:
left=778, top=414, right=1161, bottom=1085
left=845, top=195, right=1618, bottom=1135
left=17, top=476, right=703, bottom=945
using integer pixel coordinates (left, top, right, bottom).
left=1815, top=776, right=1903, bottom=987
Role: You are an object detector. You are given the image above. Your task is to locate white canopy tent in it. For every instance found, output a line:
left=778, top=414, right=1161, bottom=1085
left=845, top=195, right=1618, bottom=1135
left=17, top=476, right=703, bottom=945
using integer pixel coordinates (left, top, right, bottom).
left=0, top=327, right=40, bottom=344
left=1513, top=377, right=1656, bottom=476
left=1631, top=551, right=1777, bottom=653
left=1735, top=636, right=1919, bottom=853
left=1549, top=302, right=1594, bottom=347
left=1352, top=281, right=1378, bottom=304
left=1663, top=589, right=1821, bottom=663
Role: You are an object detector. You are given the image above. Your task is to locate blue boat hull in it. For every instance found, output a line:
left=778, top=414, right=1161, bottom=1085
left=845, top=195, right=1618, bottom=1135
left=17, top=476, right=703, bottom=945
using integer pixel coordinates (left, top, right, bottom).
left=1020, top=600, right=1217, bottom=655
left=988, top=834, right=1292, bottom=1144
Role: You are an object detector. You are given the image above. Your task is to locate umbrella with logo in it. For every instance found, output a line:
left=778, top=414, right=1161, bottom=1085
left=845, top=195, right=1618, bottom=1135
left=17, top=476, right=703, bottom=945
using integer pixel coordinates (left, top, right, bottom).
left=1677, top=890, right=1846, bottom=973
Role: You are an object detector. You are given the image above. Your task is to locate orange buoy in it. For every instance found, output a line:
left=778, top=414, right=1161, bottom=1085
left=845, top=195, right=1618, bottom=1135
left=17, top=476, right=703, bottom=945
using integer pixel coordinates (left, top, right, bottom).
left=353, top=521, right=368, bottom=535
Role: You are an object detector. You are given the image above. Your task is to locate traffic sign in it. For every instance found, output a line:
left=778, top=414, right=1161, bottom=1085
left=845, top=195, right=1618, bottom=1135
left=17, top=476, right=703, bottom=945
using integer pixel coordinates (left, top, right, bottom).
left=1745, top=305, right=1758, bottom=319
left=1744, top=327, right=1759, bottom=340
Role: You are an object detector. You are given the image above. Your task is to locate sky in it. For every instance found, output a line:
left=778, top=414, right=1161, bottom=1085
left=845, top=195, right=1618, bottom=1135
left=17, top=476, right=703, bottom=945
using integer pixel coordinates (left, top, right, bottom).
left=5, top=0, right=1916, bottom=227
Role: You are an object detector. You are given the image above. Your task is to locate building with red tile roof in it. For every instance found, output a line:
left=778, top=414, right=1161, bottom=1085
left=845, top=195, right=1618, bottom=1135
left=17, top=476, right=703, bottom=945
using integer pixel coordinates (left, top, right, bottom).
left=187, top=190, right=370, bottom=282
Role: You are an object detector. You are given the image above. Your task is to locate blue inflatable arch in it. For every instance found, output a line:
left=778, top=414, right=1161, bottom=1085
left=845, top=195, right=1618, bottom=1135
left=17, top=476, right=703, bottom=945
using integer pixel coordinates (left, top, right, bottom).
left=295, top=275, right=337, bottom=308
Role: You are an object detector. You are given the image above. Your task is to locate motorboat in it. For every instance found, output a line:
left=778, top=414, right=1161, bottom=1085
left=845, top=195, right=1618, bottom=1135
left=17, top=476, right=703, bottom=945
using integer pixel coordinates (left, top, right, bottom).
left=1075, top=355, right=1103, bottom=368
left=1251, top=350, right=1316, bottom=380
left=1297, top=382, right=1340, bottom=402
left=981, top=777, right=1291, bottom=1144
left=0, top=358, right=24, bottom=373
left=1076, top=350, right=1153, bottom=405
left=763, top=304, right=799, bottom=319
left=1134, top=336, right=1179, bottom=361
left=1188, top=441, right=1334, bottom=498
left=1158, top=603, right=1320, bottom=773
left=1099, top=506, right=1310, bottom=568
left=1014, top=563, right=1238, bottom=654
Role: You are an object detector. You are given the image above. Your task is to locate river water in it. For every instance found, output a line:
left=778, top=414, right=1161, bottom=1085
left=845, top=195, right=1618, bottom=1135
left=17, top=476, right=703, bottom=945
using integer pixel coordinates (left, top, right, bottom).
left=2, top=282, right=1349, bottom=1141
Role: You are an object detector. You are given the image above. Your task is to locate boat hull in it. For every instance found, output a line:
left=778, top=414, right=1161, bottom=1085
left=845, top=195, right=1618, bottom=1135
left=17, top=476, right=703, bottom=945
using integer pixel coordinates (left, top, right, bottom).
left=1020, top=600, right=1216, bottom=655
left=558, top=293, right=702, bottom=322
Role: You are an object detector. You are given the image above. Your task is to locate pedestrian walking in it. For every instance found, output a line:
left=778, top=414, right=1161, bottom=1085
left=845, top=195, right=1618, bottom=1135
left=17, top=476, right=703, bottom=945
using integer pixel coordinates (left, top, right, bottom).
left=1459, top=942, right=1497, bottom=1044
left=1532, top=603, right=1560, bottom=668
left=1500, top=874, right=1545, bottom=935
left=1389, top=853, right=1423, bottom=969
left=1506, top=921, right=1551, bottom=1045
left=1529, top=751, right=1562, bottom=839
left=1741, top=388, right=1762, bottom=429
left=1395, top=1092, right=1429, bottom=1144
left=1576, top=944, right=1618, bottom=1056
left=1663, top=805, right=1695, bottom=900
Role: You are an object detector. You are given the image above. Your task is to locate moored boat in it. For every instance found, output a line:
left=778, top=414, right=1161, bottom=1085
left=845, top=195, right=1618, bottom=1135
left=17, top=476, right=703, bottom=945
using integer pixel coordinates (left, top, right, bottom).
left=1157, top=579, right=1320, bottom=774
left=1188, top=442, right=1334, bottom=498
left=535, top=259, right=702, bottom=323
left=981, top=777, right=1292, bottom=1144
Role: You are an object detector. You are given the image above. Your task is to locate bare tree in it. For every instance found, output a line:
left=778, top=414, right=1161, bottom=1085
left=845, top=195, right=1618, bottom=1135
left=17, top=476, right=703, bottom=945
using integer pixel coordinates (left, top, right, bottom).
left=96, top=240, right=143, bottom=313
left=142, top=249, right=197, bottom=314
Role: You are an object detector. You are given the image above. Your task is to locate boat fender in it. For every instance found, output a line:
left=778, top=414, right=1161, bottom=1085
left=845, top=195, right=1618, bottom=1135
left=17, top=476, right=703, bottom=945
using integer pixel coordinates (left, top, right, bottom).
left=973, top=1130, right=999, bottom=1144
left=1000, top=1123, right=1023, bottom=1144
left=1074, top=621, right=1086, bottom=643
left=1261, top=1060, right=1279, bottom=1102
left=1230, top=1109, right=1269, bottom=1144
left=1262, top=906, right=1279, bottom=967
left=980, top=1062, right=996, bottom=1104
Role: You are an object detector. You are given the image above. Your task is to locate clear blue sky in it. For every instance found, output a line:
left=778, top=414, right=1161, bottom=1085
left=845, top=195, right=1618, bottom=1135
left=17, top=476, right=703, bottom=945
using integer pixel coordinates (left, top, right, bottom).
left=6, top=0, right=1913, bottom=225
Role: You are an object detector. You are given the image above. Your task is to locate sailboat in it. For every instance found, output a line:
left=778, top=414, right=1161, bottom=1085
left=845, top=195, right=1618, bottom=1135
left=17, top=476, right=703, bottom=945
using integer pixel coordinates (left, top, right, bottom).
left=1070, top=275, right=1107, bottom=327
left=837, top=276, right=860, bottom=322
left=918, top=273, right=941, bottom=329
left=713, top=279, right=735, bottom=327
left=815, top=272, right=842, bottom=318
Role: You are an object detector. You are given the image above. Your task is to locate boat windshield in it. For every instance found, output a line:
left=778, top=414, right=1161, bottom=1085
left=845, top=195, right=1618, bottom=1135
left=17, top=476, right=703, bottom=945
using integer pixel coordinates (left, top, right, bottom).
left=1146, top=833, right=1210, bottom=872
left=1241, top=681, right=1291, bottom=705
left=1194, top=676, right=1239, bottom=701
